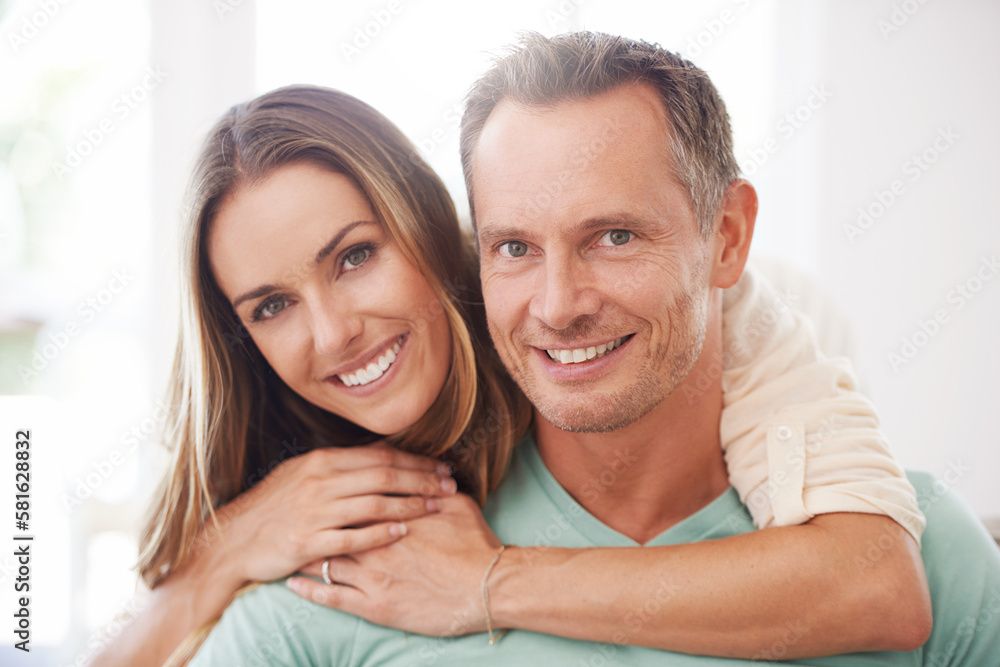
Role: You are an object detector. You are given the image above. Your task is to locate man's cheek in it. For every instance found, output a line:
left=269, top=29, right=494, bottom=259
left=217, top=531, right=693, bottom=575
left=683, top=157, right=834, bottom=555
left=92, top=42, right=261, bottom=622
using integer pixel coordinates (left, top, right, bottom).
left=483, top=275, right=529, bottom=323
left=604, top=263, right=662, bottom=306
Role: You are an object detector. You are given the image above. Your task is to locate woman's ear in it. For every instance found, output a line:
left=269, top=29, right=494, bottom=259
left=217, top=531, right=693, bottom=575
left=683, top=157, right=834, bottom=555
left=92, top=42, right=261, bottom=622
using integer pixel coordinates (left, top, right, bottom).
left=709, top=179, right=757, bottom=289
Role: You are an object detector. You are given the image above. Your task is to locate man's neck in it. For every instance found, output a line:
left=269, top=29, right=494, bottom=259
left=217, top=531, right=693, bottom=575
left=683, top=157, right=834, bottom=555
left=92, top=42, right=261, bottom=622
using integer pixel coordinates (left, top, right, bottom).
left=534, top=305, right=730, bottom=545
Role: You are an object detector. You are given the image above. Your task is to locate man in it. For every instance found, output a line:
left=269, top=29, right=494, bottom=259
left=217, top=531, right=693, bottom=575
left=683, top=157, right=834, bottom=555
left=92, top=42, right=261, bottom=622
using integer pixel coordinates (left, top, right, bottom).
left=191, top=32, right=1000, bottom=665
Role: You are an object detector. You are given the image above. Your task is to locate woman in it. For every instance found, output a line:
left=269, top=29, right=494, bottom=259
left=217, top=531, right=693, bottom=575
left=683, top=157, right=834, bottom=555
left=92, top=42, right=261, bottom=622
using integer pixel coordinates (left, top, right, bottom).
left=94, top=84, right=927, bottom=666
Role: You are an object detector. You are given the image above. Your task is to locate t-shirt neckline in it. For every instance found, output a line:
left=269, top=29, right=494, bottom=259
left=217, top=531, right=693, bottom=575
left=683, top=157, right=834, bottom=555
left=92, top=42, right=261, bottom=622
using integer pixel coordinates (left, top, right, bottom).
left=517, top=434, right=743, bottom=548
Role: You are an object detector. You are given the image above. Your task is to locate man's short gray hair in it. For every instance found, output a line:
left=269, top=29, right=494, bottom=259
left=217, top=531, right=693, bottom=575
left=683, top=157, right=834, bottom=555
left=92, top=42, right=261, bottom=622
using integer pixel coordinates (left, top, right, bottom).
left=460, top=31, right=741, bottom=238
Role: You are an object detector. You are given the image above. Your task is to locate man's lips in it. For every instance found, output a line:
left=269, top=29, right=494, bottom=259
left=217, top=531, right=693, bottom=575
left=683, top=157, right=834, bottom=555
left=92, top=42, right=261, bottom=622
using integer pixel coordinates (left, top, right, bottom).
left=540, top=334, right=632, bottom=364
left=534, top=334, right=635, bottom=365
left=529, top=333, right=636, bottom=380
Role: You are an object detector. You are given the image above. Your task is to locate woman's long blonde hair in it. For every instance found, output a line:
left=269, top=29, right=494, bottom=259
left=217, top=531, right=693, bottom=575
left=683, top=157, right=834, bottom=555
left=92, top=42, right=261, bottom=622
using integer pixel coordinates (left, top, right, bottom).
left=137, top=84, right=530, bottom=591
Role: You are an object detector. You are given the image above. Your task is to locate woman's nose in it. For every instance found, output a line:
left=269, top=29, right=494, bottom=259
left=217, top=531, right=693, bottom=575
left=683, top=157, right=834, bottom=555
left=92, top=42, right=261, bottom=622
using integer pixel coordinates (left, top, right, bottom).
left=309, top=295, right=363, bottom=356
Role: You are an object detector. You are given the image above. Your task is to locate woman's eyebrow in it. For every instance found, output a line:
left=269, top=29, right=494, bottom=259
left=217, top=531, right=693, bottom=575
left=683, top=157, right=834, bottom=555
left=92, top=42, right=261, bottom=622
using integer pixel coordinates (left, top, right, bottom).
left=232, top=283, right=280, bottom=311
left=231, top=219, right=377, bottom=310
left=313, top=220, right=376, bottom=264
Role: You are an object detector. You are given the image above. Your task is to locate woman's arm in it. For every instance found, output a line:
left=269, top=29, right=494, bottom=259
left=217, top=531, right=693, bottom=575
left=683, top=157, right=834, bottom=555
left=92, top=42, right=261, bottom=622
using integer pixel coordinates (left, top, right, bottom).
left=291, top=494, right=930, bottom=658
left=719, top=265, right=925, bottom=543
left=91, top=445, right=456, bottom=667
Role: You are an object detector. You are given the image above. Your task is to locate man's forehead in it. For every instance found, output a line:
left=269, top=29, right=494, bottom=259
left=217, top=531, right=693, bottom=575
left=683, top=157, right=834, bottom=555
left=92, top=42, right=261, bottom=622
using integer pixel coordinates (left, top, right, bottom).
left=474, top=83, right=670, bottom=170
left=471, top=84, right=684, bottom=234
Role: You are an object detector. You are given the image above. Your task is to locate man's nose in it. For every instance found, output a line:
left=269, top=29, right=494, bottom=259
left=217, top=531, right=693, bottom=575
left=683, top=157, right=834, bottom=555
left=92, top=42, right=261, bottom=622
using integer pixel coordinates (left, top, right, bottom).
left=528, top=252, right=601, bottom=330
left=309, top=294, right=363, bottom=355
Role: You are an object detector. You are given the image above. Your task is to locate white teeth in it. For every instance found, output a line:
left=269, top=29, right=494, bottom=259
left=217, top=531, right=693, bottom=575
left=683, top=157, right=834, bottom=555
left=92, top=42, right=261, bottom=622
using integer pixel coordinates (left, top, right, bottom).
left=365, top=362, right=383, bottom=383
left=337, top=337, right=404, bottom=387
left=545, top=337, right=627, bottom=365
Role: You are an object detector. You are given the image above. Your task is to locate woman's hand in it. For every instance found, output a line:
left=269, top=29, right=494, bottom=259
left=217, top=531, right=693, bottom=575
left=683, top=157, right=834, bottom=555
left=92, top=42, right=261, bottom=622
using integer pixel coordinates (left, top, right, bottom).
left=287, top=493, right=500, bottom=635
left=200, top=443, right=458, bottom=589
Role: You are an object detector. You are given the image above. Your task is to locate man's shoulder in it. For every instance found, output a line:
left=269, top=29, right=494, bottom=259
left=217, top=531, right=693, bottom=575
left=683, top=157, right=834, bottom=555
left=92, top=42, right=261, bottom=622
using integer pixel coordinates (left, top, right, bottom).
left=904, top=469, right=1000, bottom=666
left=906, top=467, right=999, bottom=556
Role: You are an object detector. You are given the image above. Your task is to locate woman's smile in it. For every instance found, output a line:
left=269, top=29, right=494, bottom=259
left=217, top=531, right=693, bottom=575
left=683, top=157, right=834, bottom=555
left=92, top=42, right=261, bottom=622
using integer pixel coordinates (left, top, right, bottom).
left=331, top=333, right=405, bottom=387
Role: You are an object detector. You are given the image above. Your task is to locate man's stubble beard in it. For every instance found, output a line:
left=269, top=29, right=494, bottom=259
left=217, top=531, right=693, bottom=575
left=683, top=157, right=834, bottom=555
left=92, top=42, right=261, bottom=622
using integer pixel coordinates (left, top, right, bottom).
left=493, top=287, right=710, bottom=434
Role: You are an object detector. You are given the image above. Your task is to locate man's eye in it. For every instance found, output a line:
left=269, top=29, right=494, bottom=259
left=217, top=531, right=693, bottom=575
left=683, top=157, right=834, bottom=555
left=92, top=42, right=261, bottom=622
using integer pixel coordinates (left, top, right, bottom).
left=252, top=295, right=287, bottom=322
left=499, top=241, right=529, bottom=258
left=599, top=230, right=632, bottom=246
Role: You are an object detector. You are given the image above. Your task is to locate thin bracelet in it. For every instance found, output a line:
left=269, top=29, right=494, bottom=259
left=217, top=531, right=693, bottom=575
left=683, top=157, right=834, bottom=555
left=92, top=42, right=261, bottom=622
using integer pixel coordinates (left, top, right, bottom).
left=481, top=544, right=513, bottom=645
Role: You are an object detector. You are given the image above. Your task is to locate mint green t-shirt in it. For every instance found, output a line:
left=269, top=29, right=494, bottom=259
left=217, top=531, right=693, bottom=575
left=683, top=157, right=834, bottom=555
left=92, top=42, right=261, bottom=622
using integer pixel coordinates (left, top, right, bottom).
left=190, top=438, right=1000, bottom=666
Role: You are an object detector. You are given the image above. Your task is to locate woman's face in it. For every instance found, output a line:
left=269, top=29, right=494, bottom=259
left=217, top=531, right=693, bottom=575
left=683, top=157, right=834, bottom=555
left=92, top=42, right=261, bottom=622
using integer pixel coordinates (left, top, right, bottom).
left=208, top=161, right=453, bottom=435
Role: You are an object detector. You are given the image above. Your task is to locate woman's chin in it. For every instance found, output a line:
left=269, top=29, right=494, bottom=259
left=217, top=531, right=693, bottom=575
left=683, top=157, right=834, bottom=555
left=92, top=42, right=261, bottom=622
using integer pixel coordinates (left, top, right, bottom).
left=317, top=400, right=424, bottom=437
left=356, top=414, right=421, bottom=437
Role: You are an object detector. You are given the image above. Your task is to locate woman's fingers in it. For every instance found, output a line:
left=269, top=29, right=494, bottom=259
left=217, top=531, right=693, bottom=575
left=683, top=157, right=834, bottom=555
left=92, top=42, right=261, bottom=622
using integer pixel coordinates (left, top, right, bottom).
left=333, top=466, right=457, bottom=498
left=309, top=523, right=408, bottom=559
left=331, top=494, right=441, bottom=528
left=311, top=444, right=450, bottom=475
left=286, top=576, right=367, bottom=614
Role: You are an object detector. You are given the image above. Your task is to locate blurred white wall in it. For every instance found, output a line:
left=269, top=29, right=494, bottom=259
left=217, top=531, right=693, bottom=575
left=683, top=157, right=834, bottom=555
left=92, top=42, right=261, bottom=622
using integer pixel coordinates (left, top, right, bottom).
left=813, top=3, right=1000, bottom=519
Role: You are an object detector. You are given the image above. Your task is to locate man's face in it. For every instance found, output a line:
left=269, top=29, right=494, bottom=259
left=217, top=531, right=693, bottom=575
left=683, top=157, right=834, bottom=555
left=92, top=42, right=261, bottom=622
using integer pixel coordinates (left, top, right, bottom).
left=473, top=83, right=715, bottom=433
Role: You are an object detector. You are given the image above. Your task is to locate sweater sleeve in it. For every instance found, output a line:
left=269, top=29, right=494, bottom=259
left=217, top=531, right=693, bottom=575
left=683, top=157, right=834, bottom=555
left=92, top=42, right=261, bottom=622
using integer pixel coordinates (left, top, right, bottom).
left=719, top=266, right=926, bottom=544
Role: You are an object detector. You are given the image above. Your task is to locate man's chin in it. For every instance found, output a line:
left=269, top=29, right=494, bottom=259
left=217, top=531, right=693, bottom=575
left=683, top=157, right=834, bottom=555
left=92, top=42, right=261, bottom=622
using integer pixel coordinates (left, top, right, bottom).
left=533, top=389, right=664, bottom=434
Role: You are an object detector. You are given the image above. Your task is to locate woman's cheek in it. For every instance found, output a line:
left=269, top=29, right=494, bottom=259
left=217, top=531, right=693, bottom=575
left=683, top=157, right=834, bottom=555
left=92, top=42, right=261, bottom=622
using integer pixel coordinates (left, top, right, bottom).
left=257, top=325, right=307, bottom=386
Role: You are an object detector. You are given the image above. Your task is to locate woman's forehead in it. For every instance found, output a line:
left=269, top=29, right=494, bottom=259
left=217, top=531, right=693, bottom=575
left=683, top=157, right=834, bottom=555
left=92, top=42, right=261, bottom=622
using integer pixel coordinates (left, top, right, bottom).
left=207, top=163, right=379, bottom=302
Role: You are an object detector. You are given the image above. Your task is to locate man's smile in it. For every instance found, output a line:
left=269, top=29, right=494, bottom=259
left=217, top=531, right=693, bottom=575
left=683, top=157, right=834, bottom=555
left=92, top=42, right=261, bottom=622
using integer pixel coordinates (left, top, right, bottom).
left=542, top=334, right=634, bottom=364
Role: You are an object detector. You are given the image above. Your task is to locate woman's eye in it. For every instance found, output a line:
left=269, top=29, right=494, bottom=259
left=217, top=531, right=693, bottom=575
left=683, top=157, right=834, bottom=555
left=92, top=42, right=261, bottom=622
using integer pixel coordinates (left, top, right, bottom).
left=499, top=241, right=529, bottom=258
left=253, top=295, right=287, bottom=322
left=342, top=245, right=372, bottom=271
left=599, top=230, right=632, bottom=246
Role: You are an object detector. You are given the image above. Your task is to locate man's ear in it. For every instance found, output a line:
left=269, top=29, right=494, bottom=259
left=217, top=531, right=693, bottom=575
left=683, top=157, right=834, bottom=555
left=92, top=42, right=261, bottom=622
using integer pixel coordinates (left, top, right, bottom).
left=709, top=179, right=757, bottom=289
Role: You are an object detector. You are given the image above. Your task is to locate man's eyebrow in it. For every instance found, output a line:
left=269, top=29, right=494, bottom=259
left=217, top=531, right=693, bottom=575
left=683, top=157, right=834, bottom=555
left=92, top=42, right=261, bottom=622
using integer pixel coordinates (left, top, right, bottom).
left=477, top=214, right=657, bottom=249
left=231, top=220, right=376, bottom=310
left=477, top=225, right=530, bottom=249
left=573, top=213, right=657, bottom=236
